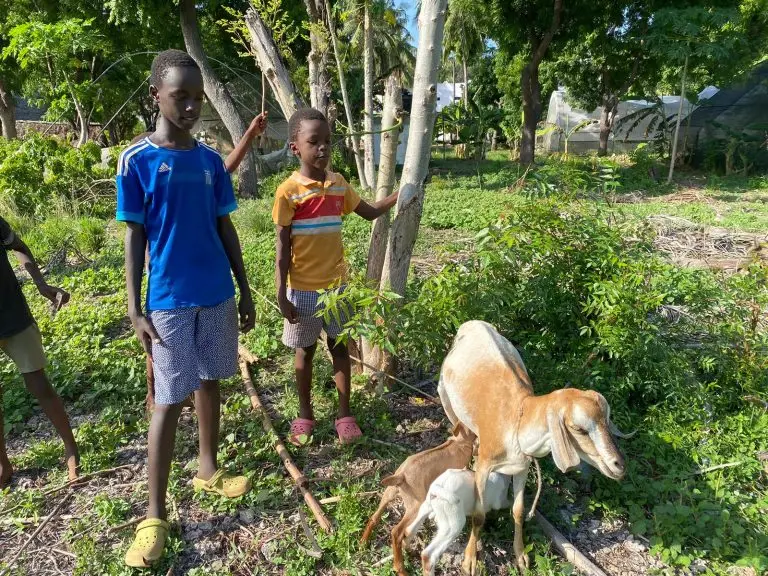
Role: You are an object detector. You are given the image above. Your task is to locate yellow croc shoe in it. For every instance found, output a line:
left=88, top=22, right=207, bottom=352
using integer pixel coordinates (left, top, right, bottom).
left=124, top=518, right=169, bottom=568
left=192, top=469, right=251, bottom=498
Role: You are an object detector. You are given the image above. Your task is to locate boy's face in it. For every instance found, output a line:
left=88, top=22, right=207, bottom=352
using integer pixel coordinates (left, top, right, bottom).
left=290, top=119, right=331, bottom=172
left=150, top=66, right=204, bottom=132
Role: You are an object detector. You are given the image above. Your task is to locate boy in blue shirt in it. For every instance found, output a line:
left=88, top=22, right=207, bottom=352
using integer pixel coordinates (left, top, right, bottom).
left=117, top=49, right=256, bottom=568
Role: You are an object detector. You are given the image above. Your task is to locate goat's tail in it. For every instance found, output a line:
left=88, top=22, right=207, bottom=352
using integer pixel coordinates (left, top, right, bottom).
left=360, top=486, right=397, bottom=547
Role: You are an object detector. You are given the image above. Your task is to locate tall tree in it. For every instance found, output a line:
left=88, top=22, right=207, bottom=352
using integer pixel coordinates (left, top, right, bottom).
left=0, top=77, right=17, bottom=139
left=303, top=0, right=332, bottom=117
left=645, top=6, right=748, bottom=182
left=3, top=17, right=108, bottom=147
left=244, top=7, right=306, bottom=118
left=325, top=0, right=368, bottom=187
left=555, top=8, right=653, bottom=157
left=379, top=0, right=447, bottom=308
left=491, top=0, right=564, bottom=165
left=443, top=0, right=485, bottom=109
left=179, top=0, right=260, bottom=197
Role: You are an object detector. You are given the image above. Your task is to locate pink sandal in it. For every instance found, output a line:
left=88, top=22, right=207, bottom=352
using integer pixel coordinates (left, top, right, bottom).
left=335, top=416, right=363, bottom=444
left=289, top=418, right=315, bottom=446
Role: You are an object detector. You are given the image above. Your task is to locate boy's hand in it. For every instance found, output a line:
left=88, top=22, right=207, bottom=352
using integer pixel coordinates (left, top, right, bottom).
left=248, top=112, right=268, bottom=136
left=38, top=284, right=70, bottom=311
left=130, top=314, right=161, bottom=356
left=278, top=293, right=299, bottom=324
left=239, top=292, right=256, bottom=333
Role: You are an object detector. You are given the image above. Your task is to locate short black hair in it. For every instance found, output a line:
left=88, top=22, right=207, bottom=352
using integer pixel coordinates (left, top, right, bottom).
left=151, top=49, right=200, bottom=86
left=288, top=108, right=329, bottom=142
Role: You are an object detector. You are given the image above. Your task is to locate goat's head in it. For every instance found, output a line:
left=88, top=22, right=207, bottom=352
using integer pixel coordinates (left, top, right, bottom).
left=545, top=389, right=631, bottom=480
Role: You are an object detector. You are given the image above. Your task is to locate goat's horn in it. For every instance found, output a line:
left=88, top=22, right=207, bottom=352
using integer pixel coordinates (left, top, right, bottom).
left=609, top=420, right=637, bottom=439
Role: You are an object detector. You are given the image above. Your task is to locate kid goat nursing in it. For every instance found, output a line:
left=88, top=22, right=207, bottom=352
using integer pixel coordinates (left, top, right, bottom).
left=439, top=320, right=632, bottom=575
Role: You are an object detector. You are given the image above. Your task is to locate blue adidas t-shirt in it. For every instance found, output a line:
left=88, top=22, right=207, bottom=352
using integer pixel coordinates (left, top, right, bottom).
left=116, top=138, right=237, bottom=311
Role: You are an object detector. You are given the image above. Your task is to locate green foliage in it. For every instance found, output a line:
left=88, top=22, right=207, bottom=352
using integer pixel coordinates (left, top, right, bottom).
left=0, top=133, right=114, bottom=220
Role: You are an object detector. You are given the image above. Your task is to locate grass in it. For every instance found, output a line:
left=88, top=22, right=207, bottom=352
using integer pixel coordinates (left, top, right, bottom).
left=1, top=150, right=767, bottom=575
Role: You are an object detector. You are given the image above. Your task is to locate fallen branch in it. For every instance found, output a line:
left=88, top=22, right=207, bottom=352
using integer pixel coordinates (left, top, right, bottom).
left=297, top=505, right=323, bottom=559
left=43, top=464, right=134, bottom=496
left=348, top=355, right=439, bottom=404
left=0, top=513, right=77, bottom=526
left=106, top=515, right=146, bottom=534
left=0, top=492, right=73, bottom=576
left=239, top=357, right=333, bottom=533
left=238, top=343, right=259, bottom=365
left=0, top=464, right=133, bottom=517
left=372, top=553, right=394, bottom=567
left=689, top=461, right=743, bottom=476
left=50, top=547, right=76, bottom=559
left=319, top=491, right=378, bottom=505
left=534, top=511, right=608, bottom=576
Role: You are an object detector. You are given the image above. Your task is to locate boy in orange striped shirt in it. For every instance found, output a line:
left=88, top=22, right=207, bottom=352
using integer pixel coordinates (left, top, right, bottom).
left=272, top=108, right=398, bottom=446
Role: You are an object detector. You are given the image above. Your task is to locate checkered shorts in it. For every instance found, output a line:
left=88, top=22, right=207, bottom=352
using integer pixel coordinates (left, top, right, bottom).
left=149, top=297, right=238, bottom=405
left=282, top=286, right=350, bottom=349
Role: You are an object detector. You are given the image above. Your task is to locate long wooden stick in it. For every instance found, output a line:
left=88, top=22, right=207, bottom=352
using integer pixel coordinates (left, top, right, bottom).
left=239, top=358, right=333, bottom=533
left=534, top=511, right=608, bottom=576
left=0, top=492, right=73, bottom=576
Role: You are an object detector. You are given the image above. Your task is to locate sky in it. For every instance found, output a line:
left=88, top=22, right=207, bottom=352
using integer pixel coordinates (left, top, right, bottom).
left=401, top=0, right=420, bottom=46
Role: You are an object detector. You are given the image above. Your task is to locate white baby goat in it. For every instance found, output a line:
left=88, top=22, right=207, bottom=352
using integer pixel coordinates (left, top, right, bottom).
left=405, top=469, right=511, bottom=576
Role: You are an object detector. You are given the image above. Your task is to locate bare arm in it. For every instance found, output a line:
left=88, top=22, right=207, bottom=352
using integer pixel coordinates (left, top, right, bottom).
left=217, top=215, right=255, bottom=332
left=275, top=225, right=297, bottom=323
left=224, top=112, right=268, bottom=173
left=354, top=190, right=399, bottom=221
left=125, top=222, right=160, bottom=353
left=8, top=234, right=70, bottom=309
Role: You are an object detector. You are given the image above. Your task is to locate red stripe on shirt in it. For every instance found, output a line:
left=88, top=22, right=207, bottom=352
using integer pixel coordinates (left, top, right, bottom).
left=293, top=194, right=345, bottom=221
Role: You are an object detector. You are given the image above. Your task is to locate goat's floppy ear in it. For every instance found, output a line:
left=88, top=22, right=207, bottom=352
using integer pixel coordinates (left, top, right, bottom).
left=381, top=474, right=403, bottom=488
left=547, top=408, right=580, bottom=473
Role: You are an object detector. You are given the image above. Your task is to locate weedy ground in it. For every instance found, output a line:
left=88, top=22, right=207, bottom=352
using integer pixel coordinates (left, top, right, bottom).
left=1, top=149, right=766, bottom=576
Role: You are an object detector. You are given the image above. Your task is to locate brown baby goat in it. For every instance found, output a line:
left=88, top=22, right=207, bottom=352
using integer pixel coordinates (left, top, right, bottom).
left=360, top=423, right=476, bottom=576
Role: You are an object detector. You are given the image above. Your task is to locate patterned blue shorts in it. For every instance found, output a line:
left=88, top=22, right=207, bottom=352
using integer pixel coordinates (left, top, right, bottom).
left=149, top=297, right=238, bottom=405
left=282, top=286, right=350, bottom=349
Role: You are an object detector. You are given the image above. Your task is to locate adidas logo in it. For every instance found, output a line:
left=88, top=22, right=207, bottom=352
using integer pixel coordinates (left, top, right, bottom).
left=158, top=162, right=171, bottom=173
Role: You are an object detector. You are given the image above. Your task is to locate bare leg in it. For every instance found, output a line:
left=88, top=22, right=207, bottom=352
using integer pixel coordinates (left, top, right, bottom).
left=21, top=369, right=79, bottom=480
left=462, top=463, right=490, bottom=576
left=194, top=379, right=220, bottom=481
left=147, top=402, right=184, bottom=520
left=295, top=344, right=316, bottom=421
left=0, top=380, right=12, bottom=487
left=327, top=336, right=351, bottom=418
left=512, top=470, right=530, bottom=572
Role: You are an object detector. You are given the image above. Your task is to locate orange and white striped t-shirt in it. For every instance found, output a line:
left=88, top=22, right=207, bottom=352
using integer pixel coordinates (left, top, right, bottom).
left=272, top=171, right=361, bottom=291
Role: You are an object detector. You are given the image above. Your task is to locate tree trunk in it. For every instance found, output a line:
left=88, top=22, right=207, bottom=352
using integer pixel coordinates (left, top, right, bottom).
left=667, top=54, right=688, bottom=184
left=367, top=73, right=402, bottom=285
left=0, top=78, right=17, bottom=139
left=304, top=0, right=331, bottom=118
left=519, top=63, right=541, bottom=166
left=244, top=8, right=305, bottom=119
left=361, top=72, right=402, bottom=380
left=363, top=1, right=376, bottom=189
left=518, top=0, right=563, bottom=166
left=598, top=97, right=617, bottom=157
left=380, top=0, right=446, bottom=297
left=462, top=59, right=469, bottom=109
left=324, top=0, right=367, bottom=188
left=180, top=0, right=260, bottom=197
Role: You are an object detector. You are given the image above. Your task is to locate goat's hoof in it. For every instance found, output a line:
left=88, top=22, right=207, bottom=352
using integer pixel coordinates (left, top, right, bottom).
left=516, top=552, right=530, bottom=573
left=461, top=556, right=478, bottom=576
